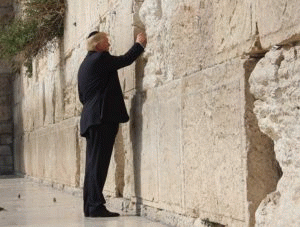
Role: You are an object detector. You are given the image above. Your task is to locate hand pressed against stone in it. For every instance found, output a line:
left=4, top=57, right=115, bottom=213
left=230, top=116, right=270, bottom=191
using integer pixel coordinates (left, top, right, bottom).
left=136, top=32, right=147, bottom=47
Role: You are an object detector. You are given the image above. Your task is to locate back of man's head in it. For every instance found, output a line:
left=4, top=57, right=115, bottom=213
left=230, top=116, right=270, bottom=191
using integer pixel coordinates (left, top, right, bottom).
left=86, top=32, right=107, bottom=51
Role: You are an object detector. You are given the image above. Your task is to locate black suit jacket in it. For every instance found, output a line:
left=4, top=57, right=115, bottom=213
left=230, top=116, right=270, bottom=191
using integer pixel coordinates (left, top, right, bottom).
left=78, top=43, right=144, bottom=137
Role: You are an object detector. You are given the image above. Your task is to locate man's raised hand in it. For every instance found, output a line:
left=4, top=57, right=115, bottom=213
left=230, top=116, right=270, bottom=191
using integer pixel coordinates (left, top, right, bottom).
left=136, top=33, right=147, bottom=48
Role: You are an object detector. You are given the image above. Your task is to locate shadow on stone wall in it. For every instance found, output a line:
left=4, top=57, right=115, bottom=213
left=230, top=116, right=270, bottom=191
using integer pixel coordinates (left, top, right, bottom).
left=0, top=1, right=16, bottom=176
left=130, top=38, right=147, bottom=215
left=13, top=69, right=25, bottom=175
left=244, top=58, right=283, bottom=227
left=114, top=128, right=125, bottom=197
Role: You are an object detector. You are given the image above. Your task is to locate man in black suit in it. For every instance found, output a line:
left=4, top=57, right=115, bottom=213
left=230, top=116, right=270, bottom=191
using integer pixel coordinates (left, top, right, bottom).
left=78, top=31, right=147, bottom=217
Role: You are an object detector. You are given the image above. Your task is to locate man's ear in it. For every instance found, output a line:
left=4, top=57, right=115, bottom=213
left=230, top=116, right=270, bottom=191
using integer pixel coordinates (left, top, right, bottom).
left=95, top=42, right=102, bottom=52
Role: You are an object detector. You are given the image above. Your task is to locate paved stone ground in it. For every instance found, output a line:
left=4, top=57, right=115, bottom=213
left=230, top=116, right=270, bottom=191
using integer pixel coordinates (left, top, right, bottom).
left=0, top=176, right=169, bottom=227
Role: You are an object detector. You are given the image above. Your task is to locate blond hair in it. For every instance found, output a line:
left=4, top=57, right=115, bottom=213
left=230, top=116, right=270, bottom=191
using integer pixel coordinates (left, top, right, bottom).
left=86, top=32, right=107, bottom=51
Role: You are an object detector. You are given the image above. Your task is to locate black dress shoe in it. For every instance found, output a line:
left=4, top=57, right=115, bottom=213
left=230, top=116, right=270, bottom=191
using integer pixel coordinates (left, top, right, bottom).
left=89, top=206, right=120, bottom=218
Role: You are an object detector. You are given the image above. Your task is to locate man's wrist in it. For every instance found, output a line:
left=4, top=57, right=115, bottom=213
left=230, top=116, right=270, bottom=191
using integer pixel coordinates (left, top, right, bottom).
left=136, top=42, right=145, bottom=49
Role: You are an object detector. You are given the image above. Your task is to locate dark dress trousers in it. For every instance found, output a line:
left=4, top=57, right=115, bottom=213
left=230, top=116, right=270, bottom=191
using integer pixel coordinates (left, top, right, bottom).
left=78, top=43, right=144, bottom=216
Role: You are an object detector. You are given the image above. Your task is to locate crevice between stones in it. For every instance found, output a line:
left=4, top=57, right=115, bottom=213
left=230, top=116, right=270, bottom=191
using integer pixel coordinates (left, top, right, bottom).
left=244, top=57, right=283, bottom=227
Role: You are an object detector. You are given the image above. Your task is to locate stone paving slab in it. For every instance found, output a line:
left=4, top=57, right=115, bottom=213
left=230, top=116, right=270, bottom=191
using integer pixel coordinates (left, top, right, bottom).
left=0, top=176, right=169, bottom=227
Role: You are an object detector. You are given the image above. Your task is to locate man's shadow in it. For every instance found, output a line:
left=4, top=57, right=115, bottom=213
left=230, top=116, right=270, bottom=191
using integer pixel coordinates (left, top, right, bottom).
left=129, top=47, right=147, bottom=215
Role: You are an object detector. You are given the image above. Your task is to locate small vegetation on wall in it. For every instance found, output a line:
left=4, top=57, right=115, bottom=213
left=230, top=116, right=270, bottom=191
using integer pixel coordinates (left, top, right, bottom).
left=0, top=0, right=65, bottom=76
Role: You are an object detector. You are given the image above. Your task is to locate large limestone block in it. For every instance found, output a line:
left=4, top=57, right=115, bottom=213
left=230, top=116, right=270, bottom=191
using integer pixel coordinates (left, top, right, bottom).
left=157, top=81, right=183, bottom=208
left=13, top=104, right=23, bottom=135
left=63, top=84, right=77, bottom=119
left=249, top=45, right=300, bottom=227
left=43, top=73, right=55, bottom=126
left=104, top=147, right=118, bottom=196
left=23, top=132, right=35, bottom=176
left=53, top=118, right=81, bottom=187
left=64, top=45, right=86, bottom=119
left=138, top=89, right=159, bottom=202
left=22, top=79, right=34, bottom=132
left=64, top=0, right=120, bottom=53
left=122, top=91, right=142, bottom=199
left=13, top=135, right=24, bottom=173
left=78, top=120, right=86, bottom=188
left=256, top=0, right=300, bottom=48
left=13, top=75, right=22, bottom=106
left=36, top=82, right=45, bottom=128
left=46, top=41, right=60, bottom=73
left=35, top=127, right=56, bottom=180
left=214, top=0, right=254, bottom=56
left=29, top=132, right=39, bottom=177
left=139, top=0, right=254, bottom=89
left=121, top=121, right=135, bottom=199
left=23, top=119, right=80, bottom=186
left=53, top=69, right=65, bottom=123
left=109, top=0, right=139, bottom=93
left=64, top=0, right=99, bottom=52
left=182, top=60, right=247, bottom=224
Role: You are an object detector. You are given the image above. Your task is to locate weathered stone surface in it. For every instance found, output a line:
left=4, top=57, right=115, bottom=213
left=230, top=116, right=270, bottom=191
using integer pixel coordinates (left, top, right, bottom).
left=136, top=89, right=159, bottom=202
left=250, top=45, right=300, bottom=227
left=182, top=60, right=246, bottom=222
left=14, top=135, right=24, bottom=173
left=122, top=92, right=139, bottom=199
left=256, top=0, right=300, bottom=49
left=244, top=58, right=282, bottom=227
left=16, top=118, right=81, bottom=186
left=156, top=81, right=182, bottom=208
left=139, top=0, right=256, bottom=89
left=13, top=74, right=22, bottom=106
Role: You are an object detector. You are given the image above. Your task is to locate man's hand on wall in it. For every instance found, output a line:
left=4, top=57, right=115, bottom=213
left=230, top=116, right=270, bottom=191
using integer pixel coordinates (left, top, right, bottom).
left=136, top=33, right=147, bottom=48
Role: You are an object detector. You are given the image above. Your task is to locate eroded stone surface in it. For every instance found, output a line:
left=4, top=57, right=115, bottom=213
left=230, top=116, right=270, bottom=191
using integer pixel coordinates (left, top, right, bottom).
left=256, top=0, right=300, bottom=48
left=250, top=45, right=300, bottom=227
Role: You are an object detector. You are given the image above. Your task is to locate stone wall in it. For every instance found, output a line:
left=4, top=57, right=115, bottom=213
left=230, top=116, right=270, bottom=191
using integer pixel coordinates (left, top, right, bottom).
left=249, top=45, right=300, bottom=227
left=0, top=0, right=14, bottom=175
left=13, top=0, right=300, bottom=226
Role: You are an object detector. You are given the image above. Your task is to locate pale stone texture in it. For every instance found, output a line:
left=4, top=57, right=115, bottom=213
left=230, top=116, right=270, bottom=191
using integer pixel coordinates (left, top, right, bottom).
left=181, top=59, right=247, bottom=225
left=250, top=45, right=300, bottom=227
left=256, top=0, right=300, bottom=48
left=244, top=58, right=282, bottom=227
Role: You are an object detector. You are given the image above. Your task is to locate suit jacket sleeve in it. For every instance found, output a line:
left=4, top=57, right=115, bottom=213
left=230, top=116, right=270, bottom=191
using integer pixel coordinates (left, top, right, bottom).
left=103, top=43, right=144, bottom=71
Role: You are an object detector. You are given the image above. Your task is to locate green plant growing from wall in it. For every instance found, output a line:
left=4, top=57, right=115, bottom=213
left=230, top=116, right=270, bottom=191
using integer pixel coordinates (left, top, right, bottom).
left=0, top=0, right=65, bottom=77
